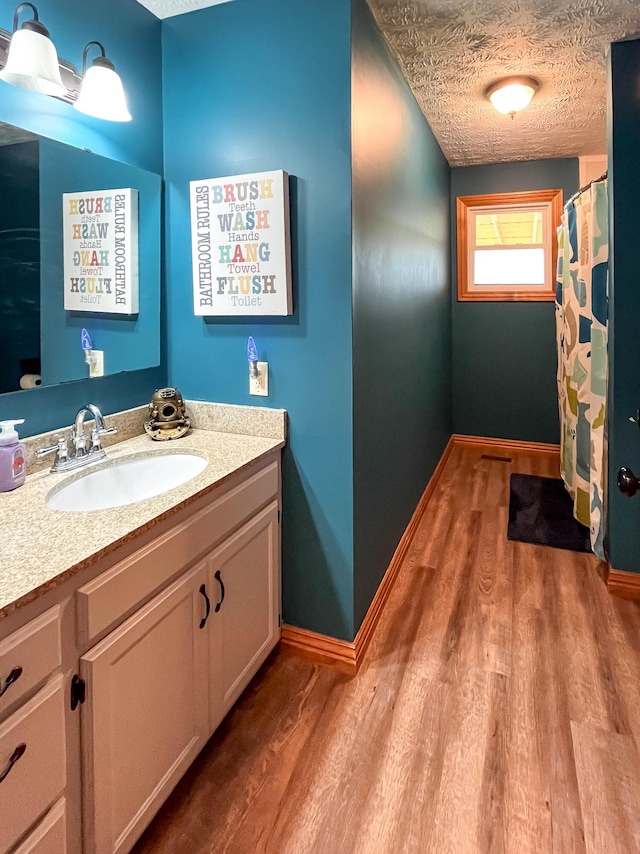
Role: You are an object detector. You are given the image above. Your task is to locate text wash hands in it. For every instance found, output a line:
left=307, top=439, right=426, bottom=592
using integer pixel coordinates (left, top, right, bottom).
left=67, top=193, right=129, bottom=305
left=195, top=177, right=279, bottom=309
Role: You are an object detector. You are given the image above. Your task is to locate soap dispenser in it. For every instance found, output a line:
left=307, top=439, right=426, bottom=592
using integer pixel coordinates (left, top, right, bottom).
left=0, top=419, right=26, bottom=492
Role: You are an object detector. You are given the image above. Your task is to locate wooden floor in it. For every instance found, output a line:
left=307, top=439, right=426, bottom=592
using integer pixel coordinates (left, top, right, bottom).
left=133, top=444, right=640, bottom=854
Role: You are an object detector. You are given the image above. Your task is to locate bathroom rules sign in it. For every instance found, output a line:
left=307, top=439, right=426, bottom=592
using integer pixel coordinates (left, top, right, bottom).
left=190, top=169, right=293, bottom=316
left=62, top=188, right=139, bottom=314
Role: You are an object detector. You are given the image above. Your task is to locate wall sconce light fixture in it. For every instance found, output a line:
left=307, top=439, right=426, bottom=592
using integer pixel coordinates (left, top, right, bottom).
left=0, top=2, right=66, bottom=97
left=0, top=8, right=131, bottom=122
left=74, top=41, right=131, bottom=123
left=486, top=76, right=539, bottom=118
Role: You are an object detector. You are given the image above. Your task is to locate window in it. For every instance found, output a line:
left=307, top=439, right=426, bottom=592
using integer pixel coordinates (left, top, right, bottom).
left=456, top=189, right=563, bottom=301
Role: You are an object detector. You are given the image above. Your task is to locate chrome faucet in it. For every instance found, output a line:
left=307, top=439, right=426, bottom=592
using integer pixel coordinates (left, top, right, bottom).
left=37, top=403, right=117, bottom=472
left=72, top=403, right=112, bottom=459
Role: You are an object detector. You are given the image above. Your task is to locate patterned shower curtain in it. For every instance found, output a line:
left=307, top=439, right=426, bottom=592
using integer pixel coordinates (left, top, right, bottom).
left=555, top=177, right=609, bottom=559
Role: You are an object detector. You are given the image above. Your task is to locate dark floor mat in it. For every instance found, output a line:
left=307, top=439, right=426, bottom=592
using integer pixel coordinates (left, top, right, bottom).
left=507, top=473, right=592, bottom=553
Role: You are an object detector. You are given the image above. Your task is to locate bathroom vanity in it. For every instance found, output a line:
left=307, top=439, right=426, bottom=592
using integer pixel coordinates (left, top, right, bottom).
left=0, top=404, right=285, bottom=854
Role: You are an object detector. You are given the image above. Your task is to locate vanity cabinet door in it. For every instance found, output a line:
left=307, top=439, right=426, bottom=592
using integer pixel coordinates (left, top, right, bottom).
left=80, top=560, right=209, bottom=854
left=208, top=501, right=280, bottom=733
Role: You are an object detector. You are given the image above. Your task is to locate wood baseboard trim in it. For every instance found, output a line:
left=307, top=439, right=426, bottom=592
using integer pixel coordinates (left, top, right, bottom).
left=281, top=437, right=456, bottom=676
left=279, top=625, right=357, bottom=675
left=351, top=435, right=456, bottom=669
left=452, top=434, right=561, bottom=456
left=606, top=568, right=640, bottom=599
left=281, top=434, right=564, bottom=674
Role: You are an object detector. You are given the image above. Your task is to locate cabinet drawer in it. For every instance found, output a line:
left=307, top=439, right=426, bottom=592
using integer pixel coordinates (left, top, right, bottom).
left=0, top=676, right=66, bottom=853
left=14, top=797, right=67, bottom=854
left=0, top=606, right=61, bottom=714
left=77, top=459, right=279, bottom=644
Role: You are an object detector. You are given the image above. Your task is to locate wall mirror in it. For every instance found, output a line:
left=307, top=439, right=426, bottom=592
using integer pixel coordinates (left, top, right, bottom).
left=0, top=121, right=161, bottom=394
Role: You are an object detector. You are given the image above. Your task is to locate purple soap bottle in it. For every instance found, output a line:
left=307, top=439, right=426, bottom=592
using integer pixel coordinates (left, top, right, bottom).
left=0, top=420, right=26, bottom=492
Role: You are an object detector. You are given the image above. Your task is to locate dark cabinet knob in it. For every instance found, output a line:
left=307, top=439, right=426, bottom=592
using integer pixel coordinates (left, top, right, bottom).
left=617, top=467, right=640, bottom=497
left=199, top=584, right=211, bottom=629
left=0, top=743, right=26, bottom=783
left=214, top=570, right=225, bottom=613
left=0, top=666, right=22, bottom=698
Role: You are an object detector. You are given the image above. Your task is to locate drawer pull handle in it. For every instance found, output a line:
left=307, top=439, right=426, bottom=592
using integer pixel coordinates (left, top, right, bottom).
left=214, top=570, right=225, bottom=613
left=0, top=666, right=22, bottom=698
left=0, top=743, right=26, bottom=783
left=199, top=584, right=211, bottom=629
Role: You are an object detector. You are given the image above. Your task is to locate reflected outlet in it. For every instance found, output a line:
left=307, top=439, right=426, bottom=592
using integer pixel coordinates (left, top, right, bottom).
left=249, top=361, right=268, bottom=396
left=89, top=350, right=104, bottom=378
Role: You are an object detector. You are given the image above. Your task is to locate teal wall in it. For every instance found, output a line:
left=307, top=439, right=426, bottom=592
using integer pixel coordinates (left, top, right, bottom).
left=451, top=159, right=579, bottom=443
left=0, top=0, right=165, bottom=436
left=607, top=38, right=640, bottom=573
left=5, top=0, right=631, bottom=635
left=162, top=0, right=355, bottom=639
left=351, top=0, right=451, bottom=630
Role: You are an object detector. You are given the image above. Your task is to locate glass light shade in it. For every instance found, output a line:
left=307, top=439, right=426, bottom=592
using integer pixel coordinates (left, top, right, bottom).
left=0, top=27, right=67, bottom=97
left=74, top=62, right=131, bottom=122
left=487, top=77, right=538, bottom=117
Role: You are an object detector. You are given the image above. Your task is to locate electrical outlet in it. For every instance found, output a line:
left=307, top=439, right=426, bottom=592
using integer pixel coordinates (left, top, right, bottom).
left=249, top=361, right=268, bottom=396
left=89, top=350, right=104, bottom=378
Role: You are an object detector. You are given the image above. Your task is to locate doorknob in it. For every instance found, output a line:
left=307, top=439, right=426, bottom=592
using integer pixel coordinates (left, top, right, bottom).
left=617, top=467, right=640, bottom=497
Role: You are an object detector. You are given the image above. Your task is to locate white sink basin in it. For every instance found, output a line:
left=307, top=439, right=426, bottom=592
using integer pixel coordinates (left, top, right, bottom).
left=46, top=453, right=208, bottom=512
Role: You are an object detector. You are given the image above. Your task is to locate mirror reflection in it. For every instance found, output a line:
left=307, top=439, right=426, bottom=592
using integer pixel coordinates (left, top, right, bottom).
left=0, top=122, right=161, bottom=394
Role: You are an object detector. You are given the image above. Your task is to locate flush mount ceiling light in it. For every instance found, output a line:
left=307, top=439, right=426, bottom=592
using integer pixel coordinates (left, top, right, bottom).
left=0, top=2, right=66, bottom=97
left=486, top=76, right=539, bottom=119
left=74, top=41, right=131, bottom=122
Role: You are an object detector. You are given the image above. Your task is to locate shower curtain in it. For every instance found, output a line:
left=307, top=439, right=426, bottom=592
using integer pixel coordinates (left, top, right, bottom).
left=555, top=177, right=609, bottom=559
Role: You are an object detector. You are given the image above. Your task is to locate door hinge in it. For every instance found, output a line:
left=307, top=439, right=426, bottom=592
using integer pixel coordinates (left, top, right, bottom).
left=70, top=674, right=86, bottom=710
left=278, top=613, right=283, bottom=626
left=277, top=508, right=281, bottom=523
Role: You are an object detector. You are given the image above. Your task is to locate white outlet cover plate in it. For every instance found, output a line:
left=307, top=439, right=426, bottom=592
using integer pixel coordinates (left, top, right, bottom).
left=249, top=362, right=268, bottom=396
left=90, top=350, right=104, bottom=378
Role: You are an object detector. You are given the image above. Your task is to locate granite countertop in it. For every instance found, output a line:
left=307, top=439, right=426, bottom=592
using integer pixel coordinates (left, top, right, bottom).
left=0, top=427, right=284, bottom=619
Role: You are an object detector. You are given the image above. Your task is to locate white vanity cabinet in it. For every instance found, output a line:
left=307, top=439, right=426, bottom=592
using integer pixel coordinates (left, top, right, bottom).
left=80, top=562, right=210, bottom=854
left=76, top=454, right=281, bottom=854
left=13, top=798, right=68, bottom=854
left=0, top=606, right=68, bottom=854
left=207, top=501, right=280, bottom=733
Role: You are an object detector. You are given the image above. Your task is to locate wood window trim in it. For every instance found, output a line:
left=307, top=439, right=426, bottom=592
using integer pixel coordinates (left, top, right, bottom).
left=456, top=189, right=563, bottom=302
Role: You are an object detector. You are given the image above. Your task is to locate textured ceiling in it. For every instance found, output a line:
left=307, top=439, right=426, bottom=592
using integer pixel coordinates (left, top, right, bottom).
left=367, top=0, right=640, bottom=165
left=134, top=0, right=233, bottom=19
left=136, top=0, right=640, bottom=166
